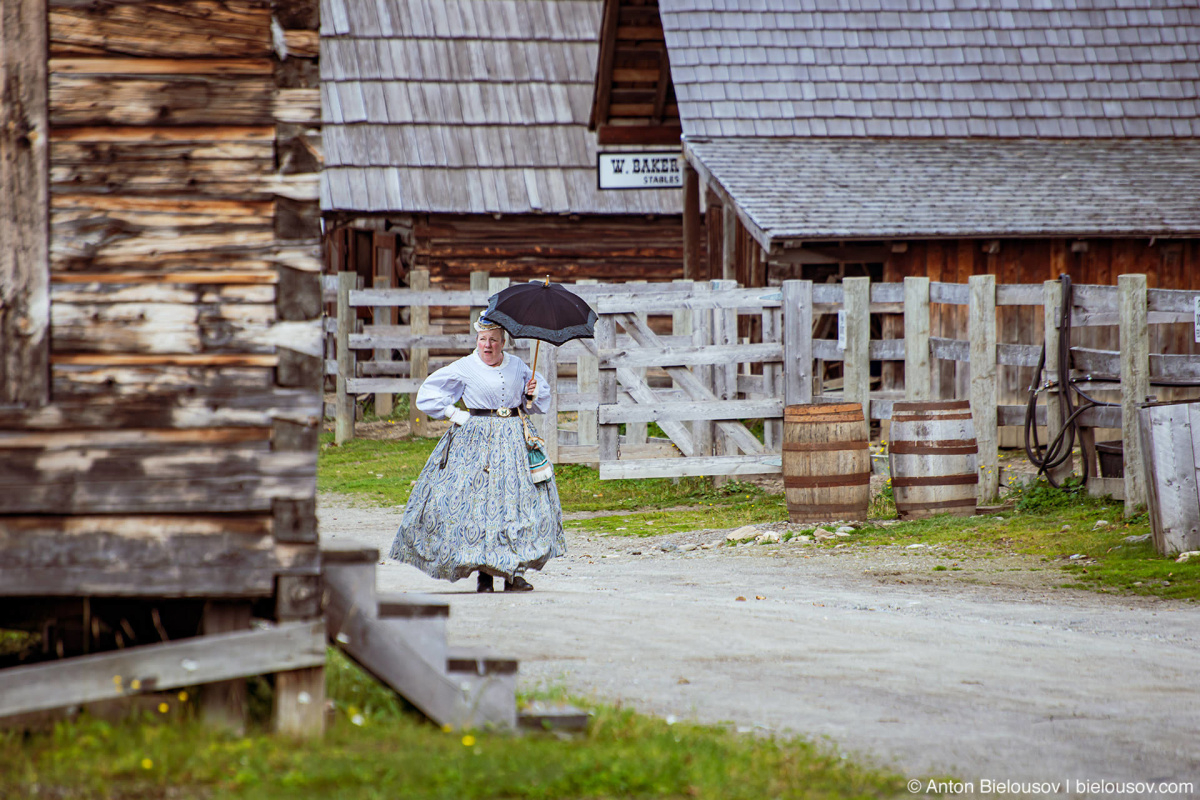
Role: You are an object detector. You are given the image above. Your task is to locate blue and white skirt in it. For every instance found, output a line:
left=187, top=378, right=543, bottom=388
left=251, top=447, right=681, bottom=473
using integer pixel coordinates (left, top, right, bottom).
left=390, top=416, right=566, bottom=582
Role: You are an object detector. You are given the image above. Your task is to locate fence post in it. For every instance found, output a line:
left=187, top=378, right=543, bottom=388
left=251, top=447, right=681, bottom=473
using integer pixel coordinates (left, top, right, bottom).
left=721, top=205, right=737, bottom=281
left=843, top=276, right=871, bottom=422
left=969, top=274, right=998, bottom=501
left=407, top=269, right=430, bottom=436
left=762, top=304, right=782, bottom=449
left=372, top=274, right=393, bottom=417
left=1119, top=273, right=1149, bottom=514
left=781, top=279, right=813, bottom=406
left=903, top=276, right=931, bottom=401
left=335, top=271, right=357, bottom=444
left=596, top=314, right=618, bottom=461
left=1043, top=279, right=1073, bottom=486
left=470, top=270, right=490, bottom=326
left=627, top=280, right=649, bottom=446
left=575, top=279, right=599, bottom=460
left=541, top=344, right=559, bottom=463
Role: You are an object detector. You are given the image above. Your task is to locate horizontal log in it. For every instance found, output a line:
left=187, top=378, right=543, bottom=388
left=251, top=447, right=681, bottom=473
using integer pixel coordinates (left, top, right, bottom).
left=50, top=125, right=276, bottom=143
left=0, top=514, right=279, bottom=596
left=345, top=377, right=422, bottom=394
left=599, top=454, right=782, bottom=480
left=598, top=342, right=782, bottom=369
left=52, top=364, right=275, bottom=399
left=49, top=57, right=273, bottom=75
left=282, top=29, right=319, bottom=58
left=0, top=621, right=325, bottom=720
left=349, top=288, right=490, bottom=307
left=50, top=282, right=275, bottom=305
left=598, top=399, right=783, bottom=425
left=0, top=426, right=272, bottom=449
left=275, top=88, right=320, bottom=124
left=0, top=390, right=322, bottom=430
left=52, top=270, right=277, bottom=285
left=50, top=74, right=276, bottom=126
left=49, top=2, right=274, bottom=59
left=812, top=302, right=903, bottom=315
left=52, top=231, right=279, bottom=269
left=51, top=301, right=279, bottom=354
left=50, top=353, right=278, bottom=367
left=596, top=287, right=782, bottom=313
left=52, top=137, right=275, bottom=163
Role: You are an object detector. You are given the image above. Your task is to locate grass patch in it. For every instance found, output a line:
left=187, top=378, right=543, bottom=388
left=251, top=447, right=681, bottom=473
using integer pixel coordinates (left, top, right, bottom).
left=1, top=649, right=908, bottom=800
left=853, top=479, right=1199, bottom=600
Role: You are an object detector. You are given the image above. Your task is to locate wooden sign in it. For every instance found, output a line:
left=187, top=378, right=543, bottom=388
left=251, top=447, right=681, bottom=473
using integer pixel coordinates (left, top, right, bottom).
left=597, top=152, right=683, bottom=189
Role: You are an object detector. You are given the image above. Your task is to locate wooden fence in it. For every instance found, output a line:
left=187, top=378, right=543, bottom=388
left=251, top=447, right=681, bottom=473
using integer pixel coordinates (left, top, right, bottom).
left=327, top=273, right=1200, bottom=514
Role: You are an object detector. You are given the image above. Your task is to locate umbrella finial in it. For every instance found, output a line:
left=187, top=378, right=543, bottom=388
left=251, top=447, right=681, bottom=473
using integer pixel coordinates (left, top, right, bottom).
left=544, top=275, right=550, bottom=287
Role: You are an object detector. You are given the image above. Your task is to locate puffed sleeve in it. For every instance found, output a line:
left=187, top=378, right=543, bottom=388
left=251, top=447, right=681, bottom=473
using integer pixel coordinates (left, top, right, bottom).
left=415, top=361, right=466, bottom=420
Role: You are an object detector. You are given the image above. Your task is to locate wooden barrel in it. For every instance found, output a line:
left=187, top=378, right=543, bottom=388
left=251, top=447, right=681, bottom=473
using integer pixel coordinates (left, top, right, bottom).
left=889, top=400, right=979, bottom=519
left=782, top=403, right=870, bottom=523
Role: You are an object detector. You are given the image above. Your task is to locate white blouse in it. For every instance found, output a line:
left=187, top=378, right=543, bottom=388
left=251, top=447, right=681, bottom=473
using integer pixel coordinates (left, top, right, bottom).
left=416, top=351, right=550, bottom=424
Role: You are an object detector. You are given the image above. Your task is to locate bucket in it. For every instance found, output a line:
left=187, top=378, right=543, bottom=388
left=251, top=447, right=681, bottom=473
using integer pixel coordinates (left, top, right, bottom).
left=889, top=400, right=979, bottom=519
left=782, top=403, right=870, bottom=523
left=1096, top=441, right=1123, bottom=478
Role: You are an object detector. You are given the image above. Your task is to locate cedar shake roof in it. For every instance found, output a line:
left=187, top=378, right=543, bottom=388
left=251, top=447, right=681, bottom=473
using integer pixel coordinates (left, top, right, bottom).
left=319, top=0, right=681, bottom=214
left=659, top=0, right=1200, bottom=139
left=685, top=137, right=1200, bottom=245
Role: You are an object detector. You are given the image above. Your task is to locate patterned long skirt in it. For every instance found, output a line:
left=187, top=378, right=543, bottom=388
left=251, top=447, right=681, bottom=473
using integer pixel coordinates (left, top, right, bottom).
left=390, top=415, right=566, bottom=582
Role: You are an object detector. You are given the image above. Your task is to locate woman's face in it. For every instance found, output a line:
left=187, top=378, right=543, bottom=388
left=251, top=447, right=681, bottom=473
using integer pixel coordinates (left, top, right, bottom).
left=476, top=329, right=505, bottom=366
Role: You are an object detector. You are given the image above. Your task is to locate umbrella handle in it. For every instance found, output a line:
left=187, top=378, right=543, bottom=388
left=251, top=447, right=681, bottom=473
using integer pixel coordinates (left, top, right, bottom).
left=526, top=340, right=541, bottom=409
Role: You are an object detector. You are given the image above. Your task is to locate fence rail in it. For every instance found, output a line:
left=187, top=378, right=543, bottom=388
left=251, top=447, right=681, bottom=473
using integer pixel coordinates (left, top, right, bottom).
left=327, top=272, right=1200, bottom=514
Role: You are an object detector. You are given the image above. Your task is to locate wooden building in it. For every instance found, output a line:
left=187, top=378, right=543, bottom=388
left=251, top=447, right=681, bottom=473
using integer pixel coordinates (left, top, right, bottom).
left=591, top=0, right=1200, bottom=434
left=319, top=0, right=690, bottom=312
left=0, top=0, right=327, bottom=731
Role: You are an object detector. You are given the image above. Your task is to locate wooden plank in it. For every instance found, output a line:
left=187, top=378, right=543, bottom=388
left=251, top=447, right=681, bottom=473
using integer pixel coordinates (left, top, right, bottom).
left=598, top=399, right=782, bottom=425
left=721, top=204, right=737, bottom=281
left=969, top=274, right=999, bottom=501
left=597, top=314, right=618, bottom=461
left=612, top=366, right=694, bottom=456
left=575, top=279, right=598, bottom=458
left=350, top=331, right=477, bottom=350
left=1119, top=274, right=1149, bottom=513
left=929, top=336, right=970, bottom=363
left=349, top=288, right=491, bottom=307
left=843, top=277, right=871, bottom=423
left=595, top=287, right=782, bottom=314
left=682, top=164, right=700, bottom=279
left=50, top=74, right=275, bottom=126
left=335, top=272, right=356, bottom=444
left=372, top=274, right=394, bottom=416
left=200, top=601, right=252, bottom=733
left=904, top=277, right=931, bottom=401
left=994, top=283, right=1045, bottom=306
left=599, top=454, right=782, bottom=480
left=1, top=0, right=50, bottom=406
left=1143, top=403, right=1200, bottom=554
left=597, top=342, right=782, bottom=369
left=49, top=2, right=273, bottom=58
left=996, top=343, right=1043, bottom=368
left=346, top=377, right=422, bottom=394
left=1043, top=279, right=1073, bottom=485
left=1147, top=287, right=1200, bottom=313
left=781, top=280, right=812, bottom=406
left=540, top=344, right=559, bottom=463
left=762, top=306, right=782, bottom=450
left=0, top=621, right=325, bottom=720
left=930, top=282, right=970, bottom=306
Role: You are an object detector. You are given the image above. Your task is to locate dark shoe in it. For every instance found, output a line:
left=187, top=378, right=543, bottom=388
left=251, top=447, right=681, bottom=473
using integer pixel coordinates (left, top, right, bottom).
left=504, top=576, right=534, bottom=592
left=476, top=573, right=494, bottom=593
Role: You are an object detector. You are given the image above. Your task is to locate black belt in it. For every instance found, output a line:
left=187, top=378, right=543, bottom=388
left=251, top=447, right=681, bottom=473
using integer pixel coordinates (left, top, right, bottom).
left=469, top=407, right=520, bottom=418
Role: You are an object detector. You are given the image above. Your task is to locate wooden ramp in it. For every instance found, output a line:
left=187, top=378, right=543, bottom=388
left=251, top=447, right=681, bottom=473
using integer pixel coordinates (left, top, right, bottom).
left=322, top=546, right=519, bottom=731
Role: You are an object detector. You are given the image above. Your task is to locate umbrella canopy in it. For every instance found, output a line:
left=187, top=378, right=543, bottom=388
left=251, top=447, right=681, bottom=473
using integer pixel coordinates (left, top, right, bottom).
left=481, top=280, right=597, bottom=346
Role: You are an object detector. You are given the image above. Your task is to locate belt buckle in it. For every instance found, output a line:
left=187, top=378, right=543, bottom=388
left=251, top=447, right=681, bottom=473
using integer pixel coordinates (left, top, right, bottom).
left=497, top=407, right=511, bottom=417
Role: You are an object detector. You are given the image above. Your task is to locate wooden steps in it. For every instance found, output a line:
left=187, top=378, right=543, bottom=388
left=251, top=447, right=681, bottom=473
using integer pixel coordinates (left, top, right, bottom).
left=321, top=545, right=518, bottom=730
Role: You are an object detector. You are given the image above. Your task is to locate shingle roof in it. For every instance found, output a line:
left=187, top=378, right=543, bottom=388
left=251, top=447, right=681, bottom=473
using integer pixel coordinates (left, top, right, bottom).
left=684, top=138, right=1200, bottom=246
left=659, top=0, right=1200, bottom=138
left=320, top=0, right=681, bottom=214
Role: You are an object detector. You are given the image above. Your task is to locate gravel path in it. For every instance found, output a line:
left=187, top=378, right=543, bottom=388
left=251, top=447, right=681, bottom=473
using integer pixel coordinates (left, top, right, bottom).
left=319, top=493, right=1200, bottom=794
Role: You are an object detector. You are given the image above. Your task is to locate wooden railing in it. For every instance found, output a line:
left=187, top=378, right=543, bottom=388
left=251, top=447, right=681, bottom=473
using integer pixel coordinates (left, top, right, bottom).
left=327, top=273, right=1200, bottom=512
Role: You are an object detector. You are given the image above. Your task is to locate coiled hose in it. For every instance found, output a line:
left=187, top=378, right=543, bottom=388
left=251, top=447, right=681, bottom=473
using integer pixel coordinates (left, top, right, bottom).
left=1023, top=274, right=1119, bottom=488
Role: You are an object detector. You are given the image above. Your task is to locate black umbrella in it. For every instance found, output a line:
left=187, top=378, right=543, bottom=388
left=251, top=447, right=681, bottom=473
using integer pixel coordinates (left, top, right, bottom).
left=481, top=278, right=597, bottom=347
left=482, top=279, right=597, bottom=402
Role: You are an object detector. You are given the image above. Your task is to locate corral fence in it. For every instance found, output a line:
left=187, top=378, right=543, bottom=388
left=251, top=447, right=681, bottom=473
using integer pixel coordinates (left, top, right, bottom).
left=326, top=272, right=1200, bottom=514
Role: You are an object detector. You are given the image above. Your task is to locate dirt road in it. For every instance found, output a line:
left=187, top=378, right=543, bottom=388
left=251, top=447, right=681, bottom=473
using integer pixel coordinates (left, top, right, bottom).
left=319, top=494, right=1200, bottom=793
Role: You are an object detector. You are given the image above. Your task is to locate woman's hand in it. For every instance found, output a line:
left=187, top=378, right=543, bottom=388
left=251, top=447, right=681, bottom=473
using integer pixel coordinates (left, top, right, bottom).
left=525, top=376, right=537, bottom=397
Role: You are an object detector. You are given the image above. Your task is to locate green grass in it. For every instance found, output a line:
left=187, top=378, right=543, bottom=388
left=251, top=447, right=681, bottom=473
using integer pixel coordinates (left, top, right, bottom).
left=849, top=478, right=1200, bottom=600
left=0, top=650, right=909, bottom=800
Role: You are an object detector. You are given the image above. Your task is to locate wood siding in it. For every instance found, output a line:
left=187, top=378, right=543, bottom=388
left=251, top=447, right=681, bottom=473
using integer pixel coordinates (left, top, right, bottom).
left=0, top=0, right=323, bottom=602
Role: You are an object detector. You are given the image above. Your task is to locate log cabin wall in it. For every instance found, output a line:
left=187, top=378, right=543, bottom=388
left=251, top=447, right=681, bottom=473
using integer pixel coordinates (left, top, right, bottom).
left=0, top=0, right=324, bottom=644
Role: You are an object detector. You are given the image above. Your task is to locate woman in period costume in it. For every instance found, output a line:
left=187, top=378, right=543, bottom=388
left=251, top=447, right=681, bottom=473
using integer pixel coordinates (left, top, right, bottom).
left=390, top=318, right=566, bottom=592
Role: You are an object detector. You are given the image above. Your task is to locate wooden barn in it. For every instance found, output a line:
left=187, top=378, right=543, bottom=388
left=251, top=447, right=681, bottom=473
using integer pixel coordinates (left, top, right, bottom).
left=590, top=0, right=1200, bottom=440
left=318, top=0, right=690, bottom=315
left=0, top=0, right=328, bottom=731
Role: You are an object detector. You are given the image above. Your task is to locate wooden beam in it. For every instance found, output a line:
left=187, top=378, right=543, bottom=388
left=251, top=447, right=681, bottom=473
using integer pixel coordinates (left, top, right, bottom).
left=1, top=0, right=50, bottom=406
left=651, top=46, right=670, bottom=124
left=200, top=601, right=252, bottom=733
left=1119, top=273, right=1149, bottom=514
left=968, top=274, right=998, bottom=501
left=590, top=0, right=620, bottom=128
left=0, top=621, right=326, bottom=721
left=596, top=124, right=682, bottom=146
left=904, top=277, right=931, bottom=401
left=683, top=165, right=700, bottom=282
left=599, top=454, right=781, bottom=480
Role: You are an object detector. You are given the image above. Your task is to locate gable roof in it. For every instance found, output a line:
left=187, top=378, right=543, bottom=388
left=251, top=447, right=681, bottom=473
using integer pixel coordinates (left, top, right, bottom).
left=659, top=0, right=1200, bottom=139
left=320, top=0, right=681, bottom=215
